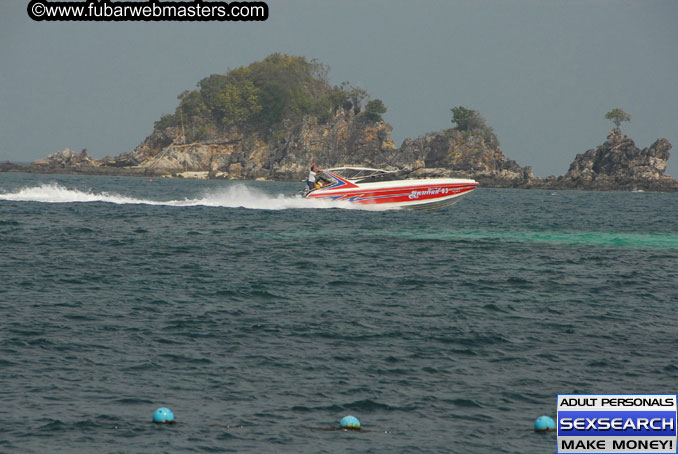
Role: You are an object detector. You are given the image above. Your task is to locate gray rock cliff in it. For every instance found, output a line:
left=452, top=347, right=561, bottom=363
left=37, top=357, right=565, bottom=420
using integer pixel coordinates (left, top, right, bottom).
left=6, top=122, right=675, bottom=192
left=395, top=131, right=532, bottom=187
left=112, top=110, right=531, bottom=185
left=530, top=129, right=676, bottom=191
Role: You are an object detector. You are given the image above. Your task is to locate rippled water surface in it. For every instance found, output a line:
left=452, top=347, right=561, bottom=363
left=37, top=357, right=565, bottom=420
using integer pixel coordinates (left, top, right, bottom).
left=1, top=173, right=677, bottom=453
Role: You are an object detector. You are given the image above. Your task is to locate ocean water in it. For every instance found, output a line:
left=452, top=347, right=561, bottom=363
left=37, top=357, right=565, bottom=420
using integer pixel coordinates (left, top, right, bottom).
left=1, top=173, right=677, bottom=453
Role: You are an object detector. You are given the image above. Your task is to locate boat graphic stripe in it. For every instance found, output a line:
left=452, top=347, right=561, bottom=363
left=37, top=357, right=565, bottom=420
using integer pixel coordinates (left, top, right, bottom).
left=309, top=185, right=477, bottom=205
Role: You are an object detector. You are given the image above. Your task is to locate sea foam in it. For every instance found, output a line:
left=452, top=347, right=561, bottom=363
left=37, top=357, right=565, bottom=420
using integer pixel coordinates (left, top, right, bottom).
left=0, top=182, right=387, bottom=211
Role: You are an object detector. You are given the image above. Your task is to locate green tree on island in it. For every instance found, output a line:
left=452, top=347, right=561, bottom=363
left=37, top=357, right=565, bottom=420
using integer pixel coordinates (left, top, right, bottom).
left=154, top=54, right=374, bottom=142
left=449, top=106, right=498, bottom=145
left=337, top=82, right=368, bottom=115
left=450, top=106, right=474, bottom=131
left=450, top=106, right=490, bottom=131
left=362, top=99, right=387, bottom=123
left=605, top=108, right=631, bottom=129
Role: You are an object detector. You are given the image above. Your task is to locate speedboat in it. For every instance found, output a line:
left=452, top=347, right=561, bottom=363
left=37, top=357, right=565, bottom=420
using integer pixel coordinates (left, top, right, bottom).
left=303, top=167, right=478, bottom=210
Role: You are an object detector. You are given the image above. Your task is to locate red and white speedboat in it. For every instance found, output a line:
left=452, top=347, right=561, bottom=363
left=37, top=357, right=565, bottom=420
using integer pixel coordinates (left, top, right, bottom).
left=303, top=167, right=478, bottom=210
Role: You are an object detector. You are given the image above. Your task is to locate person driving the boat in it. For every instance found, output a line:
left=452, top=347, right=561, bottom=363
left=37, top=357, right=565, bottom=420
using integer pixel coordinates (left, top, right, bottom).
left=307, top=163, right=318, bottom=190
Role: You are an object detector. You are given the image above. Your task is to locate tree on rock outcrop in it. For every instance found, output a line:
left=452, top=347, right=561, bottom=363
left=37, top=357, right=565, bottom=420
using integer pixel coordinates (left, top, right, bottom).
left=450, top=106, right=474, bottom=131
left=450, top=106, right=491, bottom=132
left=362, top=99, right=387, bottom=123
left=336, top=82, right=368, bottom=114
left=605, top=108, right=631, bottom=129
left=449, top=106, right=498, bottom=145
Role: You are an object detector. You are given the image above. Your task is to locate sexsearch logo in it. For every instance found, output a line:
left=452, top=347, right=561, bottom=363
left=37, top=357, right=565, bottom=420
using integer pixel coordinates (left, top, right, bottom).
left=557, top=394, right=677, bottom=453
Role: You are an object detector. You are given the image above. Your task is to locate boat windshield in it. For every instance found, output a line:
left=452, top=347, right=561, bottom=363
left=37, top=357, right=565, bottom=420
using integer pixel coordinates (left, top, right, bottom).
left=317, top=171, right=337, bottom=184
left=324, top=167, right=399, bottom=183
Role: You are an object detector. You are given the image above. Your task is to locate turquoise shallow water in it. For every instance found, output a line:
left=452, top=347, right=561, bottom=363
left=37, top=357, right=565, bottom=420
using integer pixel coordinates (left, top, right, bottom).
left=1, top=173, right=677, bottom=453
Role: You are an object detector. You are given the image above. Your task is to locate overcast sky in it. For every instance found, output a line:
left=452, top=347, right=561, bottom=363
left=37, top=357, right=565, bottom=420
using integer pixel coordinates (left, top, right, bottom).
left=1, top=0, right=677, bottom=177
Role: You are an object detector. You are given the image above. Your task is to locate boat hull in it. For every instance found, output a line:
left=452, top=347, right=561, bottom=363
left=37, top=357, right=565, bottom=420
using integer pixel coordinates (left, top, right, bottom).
left=304, top=178, right=478, bottom=210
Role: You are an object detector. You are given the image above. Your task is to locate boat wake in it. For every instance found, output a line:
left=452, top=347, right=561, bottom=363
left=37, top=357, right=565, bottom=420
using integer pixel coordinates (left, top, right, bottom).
left=0, top=183, right=388, bottom=211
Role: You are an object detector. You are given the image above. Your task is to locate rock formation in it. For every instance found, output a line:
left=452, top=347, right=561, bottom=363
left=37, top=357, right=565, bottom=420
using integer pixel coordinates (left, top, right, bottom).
left=30, top=148, right=98, bottom=170
left=4, top=121, right=675, bottom=192
left=0, top=161, right=23, bottom=172
left=104, top=109, right=532, bottom=186
left=396, top=130, right=533, bottom=187
left=531, top=129, right=676, bottom=191
left=122, top=108, right=398, bottom=180
left=22, top=148, right=148, bottom=176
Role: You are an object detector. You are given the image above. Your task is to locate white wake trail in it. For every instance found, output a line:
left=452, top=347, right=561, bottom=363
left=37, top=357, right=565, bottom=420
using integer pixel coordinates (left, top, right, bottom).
left=0, top=183, right=386, bottom=211
left=0, top=183, right=151, bottom=204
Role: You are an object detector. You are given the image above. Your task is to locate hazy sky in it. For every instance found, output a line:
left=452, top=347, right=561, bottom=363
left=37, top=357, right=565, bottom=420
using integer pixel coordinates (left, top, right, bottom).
left=1, top=0, right=677, bottom=177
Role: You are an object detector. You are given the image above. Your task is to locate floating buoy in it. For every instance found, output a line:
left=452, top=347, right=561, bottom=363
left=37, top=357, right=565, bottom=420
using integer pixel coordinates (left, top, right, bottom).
left=534, top=415, right=555, bottom=432
left=339, top=415, right=360, bottom=430
left=148, top=179, right=153, bottom=182
left=153, top=407, right=175, bottom=424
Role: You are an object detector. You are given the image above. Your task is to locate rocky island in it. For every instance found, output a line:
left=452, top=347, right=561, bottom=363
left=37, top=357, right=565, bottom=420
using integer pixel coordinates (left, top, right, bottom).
left=529, top=129, right=676, bottom=191
left=2, top=54, right=675, bottom=192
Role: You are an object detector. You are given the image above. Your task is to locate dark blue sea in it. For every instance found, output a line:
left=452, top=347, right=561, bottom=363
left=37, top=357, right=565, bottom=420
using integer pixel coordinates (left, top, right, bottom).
left=1, top=173, right=677, bottom=453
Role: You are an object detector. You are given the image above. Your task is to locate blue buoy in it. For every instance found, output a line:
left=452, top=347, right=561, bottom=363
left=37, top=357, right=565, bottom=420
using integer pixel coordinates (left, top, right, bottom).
left=534, top=415, right=555, bottom=432
left=339, top=415, right=361, bottom=430
left=153, top=407, right=175, bottom=424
